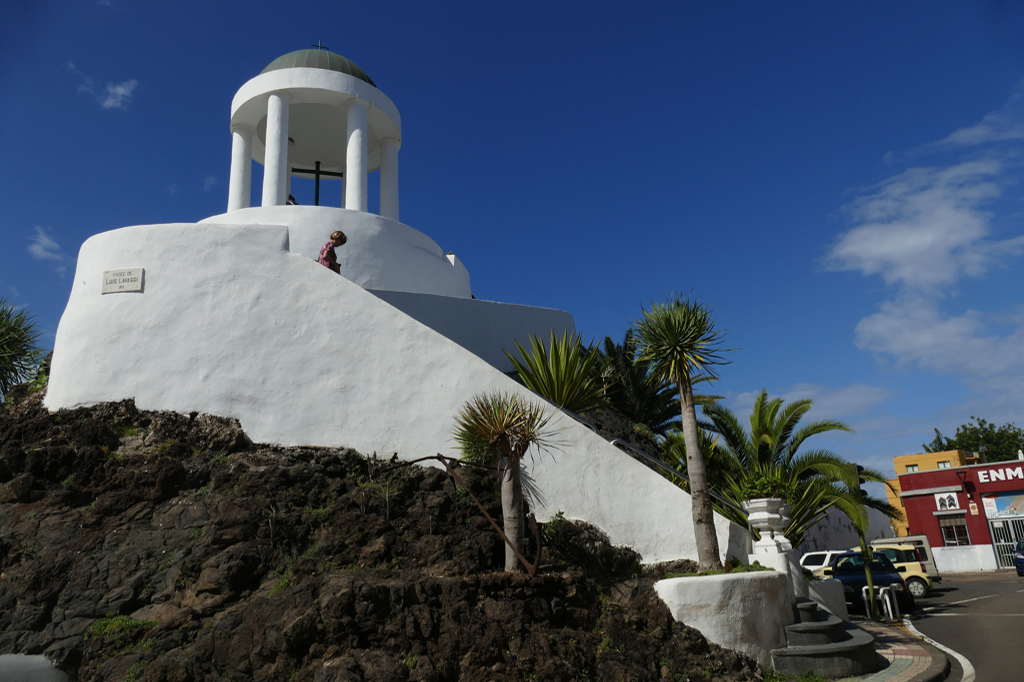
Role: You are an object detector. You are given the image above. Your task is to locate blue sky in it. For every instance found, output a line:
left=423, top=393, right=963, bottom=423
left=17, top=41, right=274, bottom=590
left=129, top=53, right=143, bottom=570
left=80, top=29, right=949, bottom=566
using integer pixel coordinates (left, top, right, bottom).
left=2, top=1, right=1023, bottom=493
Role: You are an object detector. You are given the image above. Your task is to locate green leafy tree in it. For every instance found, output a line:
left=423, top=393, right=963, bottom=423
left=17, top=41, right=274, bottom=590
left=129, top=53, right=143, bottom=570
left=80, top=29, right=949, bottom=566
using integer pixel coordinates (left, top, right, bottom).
left=452, top=392, right=557, bottom=572
left=702, top=388, right=898, bottom=548
left=635, top=294, right=731, bottom=571
left=1, top=299, right=43, bottom=398
left=923, top=417, right=1024, bottom=462
left=505, top=331, right=607, bottom=415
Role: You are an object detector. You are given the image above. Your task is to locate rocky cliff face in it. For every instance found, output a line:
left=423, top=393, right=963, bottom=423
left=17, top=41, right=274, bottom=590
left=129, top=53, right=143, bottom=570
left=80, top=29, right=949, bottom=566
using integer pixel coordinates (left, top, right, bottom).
left=0, top=383, right=761, bottom=682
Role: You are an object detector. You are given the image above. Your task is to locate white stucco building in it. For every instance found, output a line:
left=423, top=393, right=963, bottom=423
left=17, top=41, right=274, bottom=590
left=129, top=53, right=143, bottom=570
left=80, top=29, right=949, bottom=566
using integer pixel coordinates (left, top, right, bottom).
left=45, top=49, right=749, bottom=564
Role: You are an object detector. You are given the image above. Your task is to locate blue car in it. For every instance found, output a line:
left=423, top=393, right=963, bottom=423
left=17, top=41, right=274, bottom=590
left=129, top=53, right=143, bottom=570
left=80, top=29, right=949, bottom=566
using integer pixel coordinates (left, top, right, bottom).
left=824, top=551, right=915, bottom=614
left=1014, top=540, right=1024, bottom=576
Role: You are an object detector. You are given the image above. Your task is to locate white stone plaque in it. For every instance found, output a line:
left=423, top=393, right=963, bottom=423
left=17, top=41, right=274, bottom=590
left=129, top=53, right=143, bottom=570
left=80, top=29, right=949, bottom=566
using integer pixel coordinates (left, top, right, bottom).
left=102, top=268, right=144, bottom=294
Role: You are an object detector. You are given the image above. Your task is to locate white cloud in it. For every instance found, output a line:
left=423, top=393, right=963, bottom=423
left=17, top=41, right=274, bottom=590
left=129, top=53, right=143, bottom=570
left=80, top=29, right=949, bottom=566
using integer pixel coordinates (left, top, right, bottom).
left=729, top=383, right=895, bottom=423
left=826, top=80, right=1024, bottom=432
left=933, top=79, right=1024, bottom=148
left=825, top=159, right=1024, bottom=290
left=68, top=62, right=136, bottom=109
left=854, top=297, right=1024, bottom=389
left=203, top=175, right=218, bottom=191
left=101, top=79, right=137, bottom=109
left=27, top=227, right=63, bottom=261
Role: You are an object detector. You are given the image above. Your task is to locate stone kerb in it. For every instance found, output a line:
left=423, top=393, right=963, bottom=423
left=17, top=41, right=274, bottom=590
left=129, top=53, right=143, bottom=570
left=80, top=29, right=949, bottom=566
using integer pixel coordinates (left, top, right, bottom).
left=654, top=572, right=789, bottom=669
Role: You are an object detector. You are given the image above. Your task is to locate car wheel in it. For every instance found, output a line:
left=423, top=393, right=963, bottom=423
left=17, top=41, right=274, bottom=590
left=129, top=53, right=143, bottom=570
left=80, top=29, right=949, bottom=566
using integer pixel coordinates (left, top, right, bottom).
left=907, top=578, right=928, bottom=598
left=1017, top=570, right=1023, bottom=577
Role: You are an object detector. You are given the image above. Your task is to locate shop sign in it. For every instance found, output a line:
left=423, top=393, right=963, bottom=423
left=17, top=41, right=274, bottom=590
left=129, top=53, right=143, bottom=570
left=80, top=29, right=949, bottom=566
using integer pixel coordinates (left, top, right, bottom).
left=934, top=492, right=959, bottom=510
left=982, top=492, right=1024, bottom=518
left=977, top=465, right=1024, bottom=484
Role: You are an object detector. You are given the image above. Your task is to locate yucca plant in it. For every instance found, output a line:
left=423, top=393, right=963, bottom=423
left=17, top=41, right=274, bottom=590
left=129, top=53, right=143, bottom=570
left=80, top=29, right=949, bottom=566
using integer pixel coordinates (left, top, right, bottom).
left=0, top=299, right=43, bottom=398
left=505, top=331, right=607, bottom=415
left=453, top=392, right=558, bottom=571
left=635, top=294, right=731, bottom=571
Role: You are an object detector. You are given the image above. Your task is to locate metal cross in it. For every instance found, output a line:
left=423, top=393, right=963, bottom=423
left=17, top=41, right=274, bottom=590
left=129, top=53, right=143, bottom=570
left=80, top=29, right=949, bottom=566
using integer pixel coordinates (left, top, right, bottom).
left=311, top=41, right=330, bottom=51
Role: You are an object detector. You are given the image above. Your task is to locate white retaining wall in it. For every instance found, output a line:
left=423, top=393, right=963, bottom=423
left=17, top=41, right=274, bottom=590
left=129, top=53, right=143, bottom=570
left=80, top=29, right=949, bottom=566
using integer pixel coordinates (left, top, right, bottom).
left=932, top=545, right=999, bottom=573
left=655, top=572, right=790, bottom=669
left=46, top=222, right=749, bottom=564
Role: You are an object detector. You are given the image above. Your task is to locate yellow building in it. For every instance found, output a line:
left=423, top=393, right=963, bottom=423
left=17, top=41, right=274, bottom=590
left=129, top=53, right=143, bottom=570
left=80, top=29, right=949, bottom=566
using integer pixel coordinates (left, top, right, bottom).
left=886, top=450, right=980, bottom=536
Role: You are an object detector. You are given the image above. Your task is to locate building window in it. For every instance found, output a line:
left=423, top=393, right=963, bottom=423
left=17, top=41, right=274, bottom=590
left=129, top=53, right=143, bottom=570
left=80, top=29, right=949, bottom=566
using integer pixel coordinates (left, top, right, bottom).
left=906, top=464, right=919, bottom=473
left=937, top=461, right=951, bottom=469
left=938, top=514, right=970, bottom=546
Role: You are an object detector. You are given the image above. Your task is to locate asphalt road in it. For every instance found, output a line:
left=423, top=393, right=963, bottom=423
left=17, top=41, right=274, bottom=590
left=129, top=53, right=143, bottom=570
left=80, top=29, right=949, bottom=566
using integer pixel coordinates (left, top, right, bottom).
left=908, top=570, right=1024, bottom=682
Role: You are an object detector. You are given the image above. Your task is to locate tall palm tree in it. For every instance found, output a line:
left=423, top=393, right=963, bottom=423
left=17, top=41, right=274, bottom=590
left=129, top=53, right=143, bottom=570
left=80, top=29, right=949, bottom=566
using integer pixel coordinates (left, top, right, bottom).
left=702, top=388, right=898, bottom=548
left=0, top=299, right=42, bottom=398
left=452, top=392, right=557, bottom=571
left=635, top=294, right=731, bottom=571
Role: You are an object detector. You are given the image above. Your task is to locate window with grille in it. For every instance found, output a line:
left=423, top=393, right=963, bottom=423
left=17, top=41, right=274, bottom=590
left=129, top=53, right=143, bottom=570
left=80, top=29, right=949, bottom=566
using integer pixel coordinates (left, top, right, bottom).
left=938, top=514, right=970, bottom=546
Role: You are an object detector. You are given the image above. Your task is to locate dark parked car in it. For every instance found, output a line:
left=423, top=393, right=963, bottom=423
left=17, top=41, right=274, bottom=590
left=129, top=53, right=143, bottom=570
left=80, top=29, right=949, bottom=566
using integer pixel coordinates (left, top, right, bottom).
left=823, top=551, right=915, bottom=614
left=1014, top=540, right=1024, bottom=576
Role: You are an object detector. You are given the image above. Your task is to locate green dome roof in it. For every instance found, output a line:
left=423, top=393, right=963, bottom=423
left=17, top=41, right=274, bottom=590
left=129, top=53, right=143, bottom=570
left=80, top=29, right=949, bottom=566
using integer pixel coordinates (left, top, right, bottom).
left=261, top=49, right=376, bottom=88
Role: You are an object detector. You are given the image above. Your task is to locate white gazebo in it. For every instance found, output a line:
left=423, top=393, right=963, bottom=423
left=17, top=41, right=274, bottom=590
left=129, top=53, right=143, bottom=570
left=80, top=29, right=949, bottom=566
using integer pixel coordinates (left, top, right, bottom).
left=226, top=48, right=400, bottom=219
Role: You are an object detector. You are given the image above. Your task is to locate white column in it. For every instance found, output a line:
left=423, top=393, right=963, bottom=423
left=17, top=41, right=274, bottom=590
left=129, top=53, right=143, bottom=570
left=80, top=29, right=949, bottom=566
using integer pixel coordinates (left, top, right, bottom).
left=345, top=99, right=368, bottom=212
left=262, top=91, right=290, bottom=207
left=227, top=124, right=253, bottom=212
left=379, top=138, right=400, bottom=221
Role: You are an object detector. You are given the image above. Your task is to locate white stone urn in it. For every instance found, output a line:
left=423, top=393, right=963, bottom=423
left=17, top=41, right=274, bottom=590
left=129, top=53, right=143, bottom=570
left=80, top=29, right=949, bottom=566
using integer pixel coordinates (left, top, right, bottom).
left=742, top=498, right=793, bottom=554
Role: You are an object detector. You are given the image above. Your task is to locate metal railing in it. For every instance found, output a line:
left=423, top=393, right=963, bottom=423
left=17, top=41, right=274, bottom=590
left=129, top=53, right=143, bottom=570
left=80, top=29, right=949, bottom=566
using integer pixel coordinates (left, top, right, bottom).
left=552, top=403, right=745, bottom=515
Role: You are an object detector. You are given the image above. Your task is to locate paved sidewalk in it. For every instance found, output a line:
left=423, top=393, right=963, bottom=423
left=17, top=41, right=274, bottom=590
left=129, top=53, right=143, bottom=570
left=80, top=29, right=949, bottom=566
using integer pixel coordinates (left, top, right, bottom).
left=836, top=618, right=950, bottom=682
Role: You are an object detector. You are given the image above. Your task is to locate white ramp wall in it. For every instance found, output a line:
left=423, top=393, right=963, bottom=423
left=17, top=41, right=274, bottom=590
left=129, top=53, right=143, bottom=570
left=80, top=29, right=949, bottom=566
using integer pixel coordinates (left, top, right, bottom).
left=46, top=223, right=748, bottom=564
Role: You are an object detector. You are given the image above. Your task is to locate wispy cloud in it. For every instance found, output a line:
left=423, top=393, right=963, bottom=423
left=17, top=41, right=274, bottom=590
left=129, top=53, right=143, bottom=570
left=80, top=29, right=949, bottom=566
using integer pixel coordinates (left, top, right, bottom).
left=932, top=79, right=1024, bottom=148
left=825, top=159, right=1024, bottom=290
left=203, top=175, right=218, bottom=191
left=27, top=227, right=63, bottom=261
left=730, top=383, right=896, bottom=423
left=826, top=80, right=1024, bottom=420
left=167, top=184, right=178, bottom=196
left=68, top=61, right=137, bottom=109
left=855, top=297, right=1024, bottom=395
left=100, top=80, right=137, bottom=109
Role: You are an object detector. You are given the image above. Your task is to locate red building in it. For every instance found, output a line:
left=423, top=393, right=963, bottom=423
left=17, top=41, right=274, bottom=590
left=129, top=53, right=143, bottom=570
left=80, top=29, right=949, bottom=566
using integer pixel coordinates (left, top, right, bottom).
left=899, top=458, right=1024, bottom=572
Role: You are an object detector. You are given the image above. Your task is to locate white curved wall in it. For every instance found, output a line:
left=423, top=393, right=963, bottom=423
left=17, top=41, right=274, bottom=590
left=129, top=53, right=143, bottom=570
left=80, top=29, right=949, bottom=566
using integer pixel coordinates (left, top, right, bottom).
left=46, top=222, right=748, bottom=564
left=200, top=206, right=471, bottom=298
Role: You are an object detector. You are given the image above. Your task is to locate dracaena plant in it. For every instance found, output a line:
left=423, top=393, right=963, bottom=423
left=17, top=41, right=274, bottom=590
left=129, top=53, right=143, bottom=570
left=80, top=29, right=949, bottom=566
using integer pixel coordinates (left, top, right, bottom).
left=504, top=331, right=607, bottom=415
left=452, top=391, right=558, bottom=572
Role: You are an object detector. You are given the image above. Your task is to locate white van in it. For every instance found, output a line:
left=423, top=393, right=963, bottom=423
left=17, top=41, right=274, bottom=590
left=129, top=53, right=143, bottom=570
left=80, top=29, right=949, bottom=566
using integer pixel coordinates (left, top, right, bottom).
left=871, top=535, right=941, bottom=584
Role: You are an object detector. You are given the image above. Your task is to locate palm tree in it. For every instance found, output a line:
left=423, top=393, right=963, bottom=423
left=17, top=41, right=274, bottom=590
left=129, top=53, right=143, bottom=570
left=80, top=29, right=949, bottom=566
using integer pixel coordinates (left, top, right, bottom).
left=635, top=294, right=731, bottom=571
left=505, top=331, right=607, bottom=415
left=0, top=299, right=42, bottom=398
left=702, top=388, right=899, bottom=548
left=599, top=331, right=680, bottom=435
left=452, top=392, right=557, bottom=571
